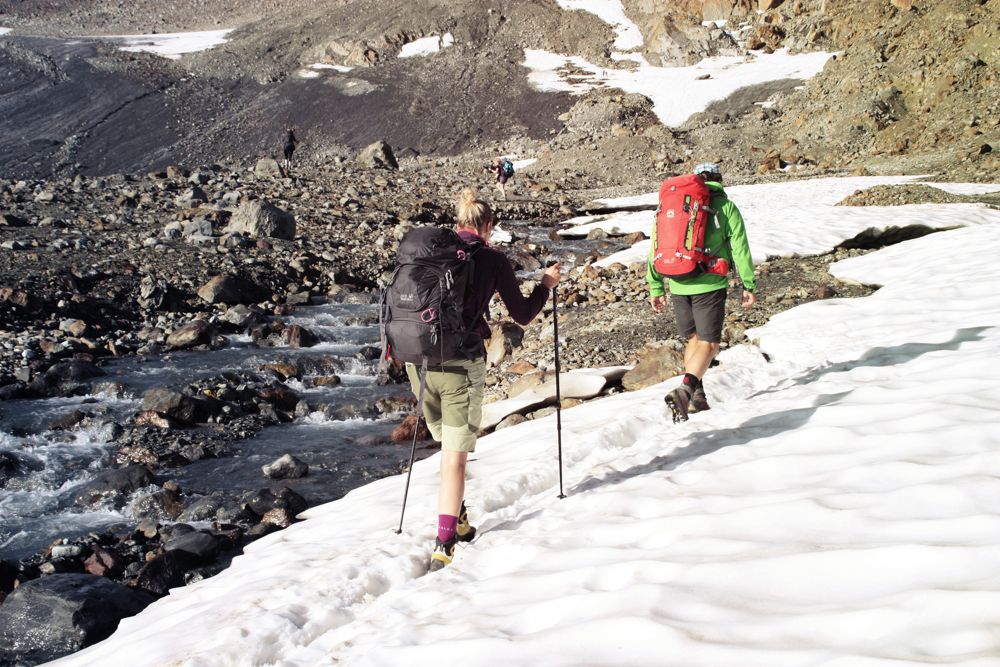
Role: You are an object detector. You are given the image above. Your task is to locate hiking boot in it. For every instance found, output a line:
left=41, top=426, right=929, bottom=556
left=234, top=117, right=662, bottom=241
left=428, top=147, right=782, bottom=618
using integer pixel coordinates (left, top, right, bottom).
left=687, top=386, right=710, bottom=414
left=665, top=384, right=693, bottom=424
left=456, top=501, right=476, bottom=542
left=429, top=535, right=458, bottom=572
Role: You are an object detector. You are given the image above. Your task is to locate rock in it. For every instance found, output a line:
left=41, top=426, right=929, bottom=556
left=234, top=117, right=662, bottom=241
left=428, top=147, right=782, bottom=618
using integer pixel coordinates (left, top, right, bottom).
left=0, top=574, right=154, bottom=665
left=259, top=362, right=301, bottom=380
left=260, top=508, right=296, bottom=528
left=175, top=187, right=208, bottom=208
left=0, top=213, right=28, bottom=227
left=254, top=158, right=283, bottom=178
left=163, top=531, right=226, bottom=561
left=356, top=140, right=399, bottom=170
left=815, top=285, right=837, bottom=299
left=621, top=342, right=685, bottom=391
left=58, top=318, right=88, bottom=337
left=759, top=0, right=784, bottom=9
left=283, top=324, right=318, bottom=348
left=166, top=320, right=215, bottom=350
left=143, top=388, right=197, bottom=423
left=49, top=409, right=87, bottom=431
left=390, top=414, right=430, bottom=443
left=135, top=550, right=199, bottom=596
left=74, top=464, right=154, bottom=506
left=196, top=274, right=265, bottom=305
left=495, top=413, right=529, bottom=430
left=226, top=200, right=296, bottom=240
left=262, top=453, right=309, bottom=479
left=83, top=546, right=126, bottom=578
left=256, top=384, right=300, bottom=411
left=134, top=411, right=179, bottom=429
left=506, top=360, right=538, bottom=375
left=242, top=487, right=308, bottom=518
left=221, top=304, right=262, bottom=328
left=889, top=0, right=913, bottom=10
left=312, top=375, right=342, bottom=387
left=485, top=322, right=526, bottom=368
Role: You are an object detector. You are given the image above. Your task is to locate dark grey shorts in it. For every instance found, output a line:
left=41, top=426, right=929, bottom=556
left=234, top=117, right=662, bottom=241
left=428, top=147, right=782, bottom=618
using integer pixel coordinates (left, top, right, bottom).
left=671, top=288, right=727, bottom=343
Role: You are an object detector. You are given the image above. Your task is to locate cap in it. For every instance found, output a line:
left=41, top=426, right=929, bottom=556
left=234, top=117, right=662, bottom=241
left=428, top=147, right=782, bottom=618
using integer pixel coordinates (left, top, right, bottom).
left=694, top=162, right=722, bottom=177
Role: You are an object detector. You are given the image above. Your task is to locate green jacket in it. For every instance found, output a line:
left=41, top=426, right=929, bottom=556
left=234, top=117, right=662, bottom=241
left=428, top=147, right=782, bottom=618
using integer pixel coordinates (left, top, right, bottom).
left=646, top=181, right=756, bottom=297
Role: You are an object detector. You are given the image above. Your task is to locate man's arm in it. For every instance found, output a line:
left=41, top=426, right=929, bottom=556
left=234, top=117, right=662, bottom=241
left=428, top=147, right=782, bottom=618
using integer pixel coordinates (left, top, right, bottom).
left=646, top=222, right=666, bottom=311
left=721, top=200, right=756, bottom=294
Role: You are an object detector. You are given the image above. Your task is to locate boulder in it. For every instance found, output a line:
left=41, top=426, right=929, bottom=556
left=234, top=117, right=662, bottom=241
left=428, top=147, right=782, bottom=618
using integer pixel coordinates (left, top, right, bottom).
left=166, top=320, right=215, bottom=350
left=135, top=550, right=199, bottom=596
left=255, top=158, right=283, bottom=178
left=356, top=140, right=399, bottom=170
left=390, top=414, right=431, bottom=443
left=621, top=342, right=685, bottom=391
left=0, top=574, right=154, bottom=665
left=83, top=546, right=126, bottom=578
left=163, top=531, right=226, bottom=561
left=197, top=274, right=266, bottom=305
left=262, top=453, right=309, bottom=480
left=74, top=464, right=154, bottom=506
left=226, top=200, right=296, bottom=240
left=283, top=324, right=318, bottom=348
left=143, top=388, right=197, bottom=424
left=242, top=486, right=308, bottom=518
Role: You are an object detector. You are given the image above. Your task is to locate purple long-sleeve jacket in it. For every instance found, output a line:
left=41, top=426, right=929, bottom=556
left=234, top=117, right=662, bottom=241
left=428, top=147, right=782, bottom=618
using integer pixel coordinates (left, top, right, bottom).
left=457, top=229, right=549, bottom=359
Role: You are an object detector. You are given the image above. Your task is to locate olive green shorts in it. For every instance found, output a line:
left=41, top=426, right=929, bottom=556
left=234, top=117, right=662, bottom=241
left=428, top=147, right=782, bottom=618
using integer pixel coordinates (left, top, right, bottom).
left=405, top=358, right=486, bottom=453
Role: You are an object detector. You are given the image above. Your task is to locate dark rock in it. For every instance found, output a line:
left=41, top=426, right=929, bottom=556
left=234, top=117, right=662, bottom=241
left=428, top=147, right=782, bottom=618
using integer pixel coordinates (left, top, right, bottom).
left=312, top=375, right=342, bottom=387
left=0, top=573, right=154, bottom=665
left=283, top=324, right=318, bottom=348
left=254, top=158, right=283, bottom=178
left=163, top=531, right=226, bottom=561
left=135, top=550, right=200, bottom=596
left=243, top=486, right=308, bottom=518
left=74, top=465, right=154, bottom=506
left=83, top=546, right=126, bottom=578
left=256, top=384, right=300, bottom=411
left=262, top=453, right=309, bottom=479
left=142, top=388, right=197, bottom=423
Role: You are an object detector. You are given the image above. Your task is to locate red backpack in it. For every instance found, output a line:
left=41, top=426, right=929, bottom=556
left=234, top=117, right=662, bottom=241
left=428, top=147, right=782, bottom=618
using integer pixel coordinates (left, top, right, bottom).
left=651, top=174, right=726, bottom=279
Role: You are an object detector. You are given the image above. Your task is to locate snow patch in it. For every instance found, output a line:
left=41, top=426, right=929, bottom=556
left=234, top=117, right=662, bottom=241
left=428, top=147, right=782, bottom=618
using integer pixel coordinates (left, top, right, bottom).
left=555, top=0, right=644, bottom=50
left=311, top=62, right=354, bottom=73
left=524, top=48, right=834, bottom=127
left=103, top=29, right=233, bottom=60
left=399, top=33, right=454, bottom=58
left=0, top=27, right=12, bottom=36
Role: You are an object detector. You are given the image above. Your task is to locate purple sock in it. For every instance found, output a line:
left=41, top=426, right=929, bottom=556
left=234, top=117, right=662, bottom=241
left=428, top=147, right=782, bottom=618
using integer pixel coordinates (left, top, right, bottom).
left=437, top=514, right=458, bottom=543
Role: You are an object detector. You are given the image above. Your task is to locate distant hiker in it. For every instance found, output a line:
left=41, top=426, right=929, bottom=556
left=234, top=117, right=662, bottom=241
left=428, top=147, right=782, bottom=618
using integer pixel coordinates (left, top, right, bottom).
left=282, top=128, right=298, bottom=172
left=647, top=162, right=756, bottom=423
left=490, top=157, right=515, bottom=200
left=385, top=189, right=560, bottom=572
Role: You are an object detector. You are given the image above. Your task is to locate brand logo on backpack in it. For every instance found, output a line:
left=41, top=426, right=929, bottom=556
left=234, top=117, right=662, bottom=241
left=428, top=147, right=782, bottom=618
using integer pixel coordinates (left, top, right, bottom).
left=652, top=174, right=725, bottom=280
left=379, top=227, right=482, bottom=366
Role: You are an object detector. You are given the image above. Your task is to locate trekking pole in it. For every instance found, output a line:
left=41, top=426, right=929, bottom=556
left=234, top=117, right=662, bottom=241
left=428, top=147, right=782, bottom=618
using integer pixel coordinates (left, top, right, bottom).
left=396, top=359, right=428, bottom=534
left=552, top=286, right=566, bottom=499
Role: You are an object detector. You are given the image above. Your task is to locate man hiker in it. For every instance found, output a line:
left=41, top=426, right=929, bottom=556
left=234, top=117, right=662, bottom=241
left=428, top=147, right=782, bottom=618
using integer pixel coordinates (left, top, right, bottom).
left=647, top=162, right=756, bottom=423
left=406, top=189, right=559, bottom=571
left=282, top=128, right=298, bottom=173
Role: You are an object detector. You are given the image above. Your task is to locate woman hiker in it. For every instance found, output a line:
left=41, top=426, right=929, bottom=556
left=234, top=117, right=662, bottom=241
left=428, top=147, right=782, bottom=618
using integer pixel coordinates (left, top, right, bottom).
left=408, top=189, right=560, bottom=571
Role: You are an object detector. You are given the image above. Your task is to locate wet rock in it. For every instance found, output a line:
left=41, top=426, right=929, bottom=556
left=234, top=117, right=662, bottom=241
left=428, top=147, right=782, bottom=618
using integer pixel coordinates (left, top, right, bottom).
left=83, top=546, right=126, bottom=578
left=283, top=324, right=318, bottom=348
left=134, top=411, right=179, bottom=429
left=221, top=304, right=263, bottom=329
left=259, top=362, right=301, bottom=380
left=143, top=388, right=198, bottom=424
left=226, top=200, right=296, bottom=240
left=49, top=409, right=88, bottom=431
left=243, top=486, right=308, bottom=518
left=260, top=508, right=297, bottom=528
left=74, top=465, right=154, bottom=507
left=312, top=374, right=342, bottom=387
left=390, top=414, right=430, bottom=443
left=262, top=453, right=309, bottom=480
left=163, top=531, right=226, bottom=561
left=166, top=320, right=216, bottom=350
left=135, top=550, right=200, bottom=596
left=0, top=573, right=154, bottom=665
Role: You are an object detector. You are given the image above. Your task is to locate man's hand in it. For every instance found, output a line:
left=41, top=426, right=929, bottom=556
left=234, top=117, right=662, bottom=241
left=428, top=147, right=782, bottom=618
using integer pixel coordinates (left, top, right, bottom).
left=541, top=263, right=561, bottom=289
left=650, top=295, right=666, bottom=313
left=742, top=290, right=756, bottom=309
